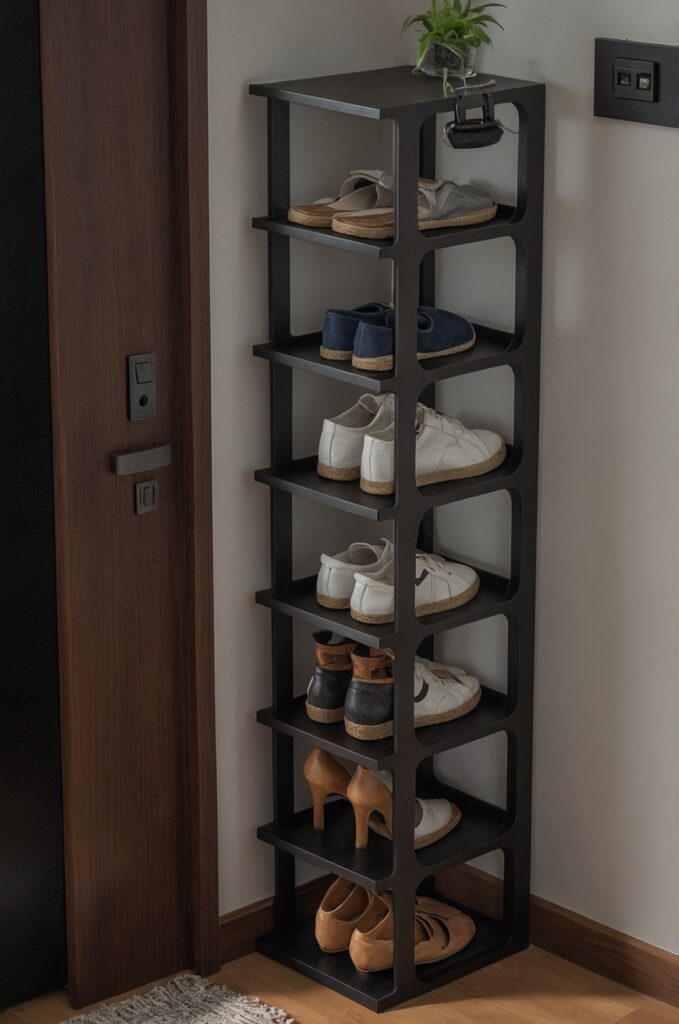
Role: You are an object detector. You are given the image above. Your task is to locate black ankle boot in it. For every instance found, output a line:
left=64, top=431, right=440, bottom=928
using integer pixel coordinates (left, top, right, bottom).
left=306, top=631, right=355, bottom=723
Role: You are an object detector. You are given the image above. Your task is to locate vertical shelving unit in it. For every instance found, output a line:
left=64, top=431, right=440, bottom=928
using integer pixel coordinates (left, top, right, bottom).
left=250, top=65, right=545, bottom=1013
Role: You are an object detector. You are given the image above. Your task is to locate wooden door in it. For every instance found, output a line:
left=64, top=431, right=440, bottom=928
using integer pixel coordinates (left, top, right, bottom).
left=39, top=0, right=218, bottom=1005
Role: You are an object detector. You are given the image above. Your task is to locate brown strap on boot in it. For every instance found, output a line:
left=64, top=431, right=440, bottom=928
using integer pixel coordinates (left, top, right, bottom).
left=351, top=646, right=394, bottom=684
left=314, top=631, right=355, bottom=671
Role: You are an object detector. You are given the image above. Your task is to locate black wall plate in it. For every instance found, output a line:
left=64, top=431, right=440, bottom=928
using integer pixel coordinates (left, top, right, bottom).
left=595, top=38, right=679, bottom=127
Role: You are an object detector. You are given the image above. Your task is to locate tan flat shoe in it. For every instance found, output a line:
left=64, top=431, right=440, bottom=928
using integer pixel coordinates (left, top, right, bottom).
left=315, top=877, right=381, bottom=953
left=348, top=893, right=476, bottom=973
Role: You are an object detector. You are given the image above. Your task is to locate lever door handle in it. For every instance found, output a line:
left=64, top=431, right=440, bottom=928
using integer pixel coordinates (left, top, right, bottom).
left=110, top=444, right=171, bottom=476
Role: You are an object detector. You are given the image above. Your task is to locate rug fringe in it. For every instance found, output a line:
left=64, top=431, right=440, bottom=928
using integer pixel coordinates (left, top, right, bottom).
left=61, top=974, right=295, bottom=1024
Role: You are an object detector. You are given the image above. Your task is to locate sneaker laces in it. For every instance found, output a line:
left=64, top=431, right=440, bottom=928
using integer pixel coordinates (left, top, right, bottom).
left=417, top=552, right=458, bottom=578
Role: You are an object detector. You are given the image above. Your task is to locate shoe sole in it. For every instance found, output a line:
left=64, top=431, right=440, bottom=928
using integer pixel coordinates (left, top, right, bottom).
left=306, top=702, right=345, bottom=724
left=352, top=334, right=476, bottom=372
left=319, top=347, right=353, bottom=361
left=287, top=207, right=334, bottom=228
left=360, top=444, right=507, bottom=495
left=317, top=592, right=351, bottom=609
left=332, top=205, right=498, bottom=240
left=351, top=576, right=479, bottom=624
left=317, top=462, right=360, bottom=481
left=368, top=802, right=462, bottom=849
left=344, top=688, right=482, bottom=741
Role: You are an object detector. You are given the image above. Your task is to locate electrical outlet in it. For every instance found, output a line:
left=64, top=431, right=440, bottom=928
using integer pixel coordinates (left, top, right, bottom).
left=612, top=57, right=656, bottom=102
left=595, top=38, right=679, bottom=128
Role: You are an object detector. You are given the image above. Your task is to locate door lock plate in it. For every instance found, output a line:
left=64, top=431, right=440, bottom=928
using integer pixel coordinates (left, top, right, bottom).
left=135, top=479, right=158, bottom=515
left=127, top=352, right=156, bottom=421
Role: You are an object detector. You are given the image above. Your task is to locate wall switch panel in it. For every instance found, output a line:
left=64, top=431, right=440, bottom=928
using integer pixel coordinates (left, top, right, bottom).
left=595, top=38, right=679, bottom=127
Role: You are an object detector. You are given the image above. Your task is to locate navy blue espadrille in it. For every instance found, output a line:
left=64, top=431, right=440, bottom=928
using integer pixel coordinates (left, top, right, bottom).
left=352, top=307, right=476, bottom=371
left=320, top=303, right=391, bottom=362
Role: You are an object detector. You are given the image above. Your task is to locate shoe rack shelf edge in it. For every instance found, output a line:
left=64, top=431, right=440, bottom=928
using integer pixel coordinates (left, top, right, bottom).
left=250, top=65, right=545, bottom=1012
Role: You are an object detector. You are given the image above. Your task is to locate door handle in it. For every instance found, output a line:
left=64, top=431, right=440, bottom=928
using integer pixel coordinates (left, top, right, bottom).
left=109, top=444, right=171, bottom=476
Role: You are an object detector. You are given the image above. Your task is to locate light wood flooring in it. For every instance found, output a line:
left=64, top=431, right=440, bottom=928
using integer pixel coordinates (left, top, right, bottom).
left=3, top=948, right=679, bottom=1024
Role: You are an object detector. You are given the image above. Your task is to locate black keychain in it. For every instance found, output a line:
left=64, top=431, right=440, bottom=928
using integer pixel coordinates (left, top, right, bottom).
left=442, top=93, right=504, bottom=149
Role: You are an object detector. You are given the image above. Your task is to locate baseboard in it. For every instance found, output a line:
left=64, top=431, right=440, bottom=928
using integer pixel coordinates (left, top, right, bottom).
left=219, top=875, right=333, bottom=965
left=436, top=865, right=679, bottom=1010
left=220, top=867, right=679, bottom=1009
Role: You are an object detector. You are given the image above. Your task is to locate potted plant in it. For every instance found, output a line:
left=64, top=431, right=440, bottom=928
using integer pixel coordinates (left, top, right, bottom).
left=402, top=0, right=506, bottom=91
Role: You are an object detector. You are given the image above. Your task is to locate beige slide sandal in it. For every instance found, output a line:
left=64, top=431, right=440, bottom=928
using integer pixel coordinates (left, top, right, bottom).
left=288, top=169, right=387, bottom=227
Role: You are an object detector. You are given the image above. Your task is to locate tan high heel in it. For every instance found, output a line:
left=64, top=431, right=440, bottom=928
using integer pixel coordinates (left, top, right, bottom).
left=347, top=765, right=461, bottom=850
left=303, top=748, right=351, bottom=831
left=346, top=766, right=393, bottom=849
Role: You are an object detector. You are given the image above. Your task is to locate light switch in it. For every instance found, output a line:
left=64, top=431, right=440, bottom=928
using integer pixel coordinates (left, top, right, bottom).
left=135, top=361, right=153, bottom=385
left=127, top=352, right=157, bottom=421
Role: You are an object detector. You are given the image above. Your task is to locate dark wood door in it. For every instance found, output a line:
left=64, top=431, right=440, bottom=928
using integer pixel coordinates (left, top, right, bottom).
left=39, top=0, right=218, bottom=1006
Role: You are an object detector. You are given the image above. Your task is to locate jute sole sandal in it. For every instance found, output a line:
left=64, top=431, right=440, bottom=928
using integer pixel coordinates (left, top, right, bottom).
left=332, top=203, right=498, bottom=240
left=360, top=443, right=508, bottom=495
left=288, top=170, right=386, bottom=227
left=352, top=334, right=476, bottom=372
left=350, top=575, right=480, bottom=624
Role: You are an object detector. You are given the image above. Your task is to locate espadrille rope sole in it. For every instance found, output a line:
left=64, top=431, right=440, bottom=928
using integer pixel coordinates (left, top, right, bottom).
left=317, top=592, right=351, bottom=609
left=360, top=443, right=507, bottom=495
left=320, top=346, right=353, bottom=361
left=332, top=204, right=498, bottom=240
left=344, top=687, right=481, bottom=740
left=306, top=702, right=346, bottom=724
left=369, top=802, right=462, bottom=849
left=317, top=462, right=361, bottom=481
left=288, top=205, right=336, bottom=227
left=351, top=576, right=480, bottom=624
left=352, top=334, right=476, bottom=372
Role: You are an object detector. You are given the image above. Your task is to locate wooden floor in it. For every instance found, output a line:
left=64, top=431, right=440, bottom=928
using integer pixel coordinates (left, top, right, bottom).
left=3, top=948, right=679, bottom=1024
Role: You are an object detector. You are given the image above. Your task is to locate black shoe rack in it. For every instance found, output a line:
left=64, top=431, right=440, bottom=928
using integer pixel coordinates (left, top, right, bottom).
left=250, top=65, right=545, bottom=1013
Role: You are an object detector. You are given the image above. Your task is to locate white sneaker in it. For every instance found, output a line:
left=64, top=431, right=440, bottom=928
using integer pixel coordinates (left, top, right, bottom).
left=350, top=551, right=479, bottom=624
left=414, top=658, right=481, bottom=726
left=360, top=405, right=506, bottom=495
left=318, top=394, right=394, bottom=482
left=317, top=539, right=394, bottom=609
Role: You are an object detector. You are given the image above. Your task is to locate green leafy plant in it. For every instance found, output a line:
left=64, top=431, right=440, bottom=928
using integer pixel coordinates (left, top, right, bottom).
left=402, top=0, right=506, bottom=86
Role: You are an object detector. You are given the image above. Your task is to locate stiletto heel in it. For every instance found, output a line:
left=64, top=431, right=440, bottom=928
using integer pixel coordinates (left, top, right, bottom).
left=308, top=781, right=332, bottom=830
left=347, top=765, right=394, bottom=849
left=352, top=803, right=372, bottom=850
left=303, top=748, right=351, bottom=832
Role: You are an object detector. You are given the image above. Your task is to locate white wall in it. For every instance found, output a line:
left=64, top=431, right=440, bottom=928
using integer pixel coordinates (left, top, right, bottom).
left=208, top=0, right=679, bottom=954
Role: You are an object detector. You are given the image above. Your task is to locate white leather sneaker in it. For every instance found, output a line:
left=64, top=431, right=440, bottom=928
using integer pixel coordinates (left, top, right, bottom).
left=350, top=551, right=479, bottom=624
left=317, top=539, right=394, bottom=609
left=360, top=405, right=506, bottom=495
left=317, top=394, right=394, bottom=481
left=414, top=658, right=481, bottom=725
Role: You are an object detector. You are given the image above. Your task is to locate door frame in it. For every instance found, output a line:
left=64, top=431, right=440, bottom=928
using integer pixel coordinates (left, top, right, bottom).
left=167, top=0, right=219, bottom=980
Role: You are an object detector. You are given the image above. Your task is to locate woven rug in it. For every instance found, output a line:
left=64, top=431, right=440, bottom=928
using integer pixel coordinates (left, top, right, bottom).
left=61, top=974, right=295, bottom=1024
